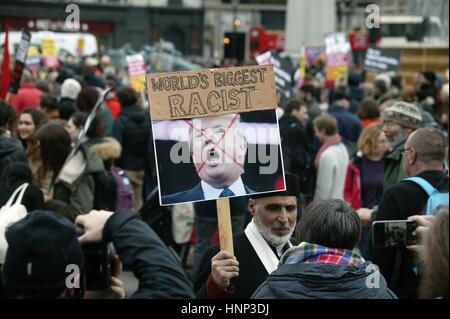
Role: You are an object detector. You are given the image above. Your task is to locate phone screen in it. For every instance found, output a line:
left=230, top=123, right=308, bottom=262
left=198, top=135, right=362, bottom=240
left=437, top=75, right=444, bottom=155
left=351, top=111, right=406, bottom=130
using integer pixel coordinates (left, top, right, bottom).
left=372, top=220, right=418, bottom=248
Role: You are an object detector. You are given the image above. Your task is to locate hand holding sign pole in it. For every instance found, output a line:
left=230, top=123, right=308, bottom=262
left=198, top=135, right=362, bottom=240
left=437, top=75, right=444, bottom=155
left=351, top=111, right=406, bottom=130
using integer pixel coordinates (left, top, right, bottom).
left=146, top=65, right=282, bottom=256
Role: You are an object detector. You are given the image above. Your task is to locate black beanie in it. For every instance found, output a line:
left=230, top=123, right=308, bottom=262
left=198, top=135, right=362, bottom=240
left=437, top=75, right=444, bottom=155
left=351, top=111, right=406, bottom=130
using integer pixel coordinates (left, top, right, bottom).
left=2, top=210, right=84, bottom=293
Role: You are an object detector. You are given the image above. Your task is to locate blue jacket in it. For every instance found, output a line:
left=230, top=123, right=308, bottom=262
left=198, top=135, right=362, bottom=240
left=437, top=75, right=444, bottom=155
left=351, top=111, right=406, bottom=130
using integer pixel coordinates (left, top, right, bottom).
left=329, top=106, right=362, bottom=143
left=252, top=261, right=396, bottom=299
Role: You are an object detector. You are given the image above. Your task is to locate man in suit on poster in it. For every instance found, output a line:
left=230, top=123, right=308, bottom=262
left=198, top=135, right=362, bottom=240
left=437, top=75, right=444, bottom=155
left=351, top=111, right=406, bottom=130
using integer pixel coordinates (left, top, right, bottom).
left=162, top=113, right=255, bottom=205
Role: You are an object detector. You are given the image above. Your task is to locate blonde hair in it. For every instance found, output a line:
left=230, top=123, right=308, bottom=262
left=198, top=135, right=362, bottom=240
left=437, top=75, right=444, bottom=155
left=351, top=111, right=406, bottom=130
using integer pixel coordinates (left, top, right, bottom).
left=357, top=123, right=383, bottom=156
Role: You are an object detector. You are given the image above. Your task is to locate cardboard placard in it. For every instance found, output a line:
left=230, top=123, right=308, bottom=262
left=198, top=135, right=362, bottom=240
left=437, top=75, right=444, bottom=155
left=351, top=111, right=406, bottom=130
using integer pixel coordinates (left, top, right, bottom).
left=146, top=65, right=277, bottom=121
left=127, top=54, right=146, bottom=93
left=146, top=65, right=285, bottom=207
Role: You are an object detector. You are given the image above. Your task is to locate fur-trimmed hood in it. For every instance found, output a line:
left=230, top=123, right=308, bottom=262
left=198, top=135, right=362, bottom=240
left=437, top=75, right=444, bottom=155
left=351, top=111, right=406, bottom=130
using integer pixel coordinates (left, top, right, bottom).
left=87, top=137, right=122, bottom=161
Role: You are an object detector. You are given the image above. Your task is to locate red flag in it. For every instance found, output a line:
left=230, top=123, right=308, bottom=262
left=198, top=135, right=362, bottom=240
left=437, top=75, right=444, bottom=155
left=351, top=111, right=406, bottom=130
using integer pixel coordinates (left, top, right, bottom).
left=0, top=24, right=10, bottom=99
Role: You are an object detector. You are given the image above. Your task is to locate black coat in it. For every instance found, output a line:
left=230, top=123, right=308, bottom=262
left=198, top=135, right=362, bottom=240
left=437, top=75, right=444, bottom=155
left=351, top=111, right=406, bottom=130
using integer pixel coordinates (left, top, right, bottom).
left=0, top=133, right=27, bottom=178
left=112, top=105, right=150, bottom=171
left=103, top=209, right=194, bottom=298
left=194, top=232, right=291, bottom=299
left=364, top=170, right=449, bottom=299
left=252, top=261, right=396, bottom=299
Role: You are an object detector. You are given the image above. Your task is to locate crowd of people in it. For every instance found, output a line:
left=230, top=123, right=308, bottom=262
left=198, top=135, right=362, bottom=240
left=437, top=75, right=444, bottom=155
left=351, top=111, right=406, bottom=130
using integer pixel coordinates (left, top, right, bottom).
left=0, top=54, right=448, bottom=299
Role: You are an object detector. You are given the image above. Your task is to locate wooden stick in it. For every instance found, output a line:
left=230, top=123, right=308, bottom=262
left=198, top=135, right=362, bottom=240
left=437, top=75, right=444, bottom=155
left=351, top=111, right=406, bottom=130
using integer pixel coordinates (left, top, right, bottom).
left=216, top=197, right=234, bottom=255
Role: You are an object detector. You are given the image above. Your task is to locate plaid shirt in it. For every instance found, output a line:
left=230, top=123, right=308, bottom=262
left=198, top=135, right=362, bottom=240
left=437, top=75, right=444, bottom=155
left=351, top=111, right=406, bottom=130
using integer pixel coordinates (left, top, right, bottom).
left=282, top=242, right=366, bottom=267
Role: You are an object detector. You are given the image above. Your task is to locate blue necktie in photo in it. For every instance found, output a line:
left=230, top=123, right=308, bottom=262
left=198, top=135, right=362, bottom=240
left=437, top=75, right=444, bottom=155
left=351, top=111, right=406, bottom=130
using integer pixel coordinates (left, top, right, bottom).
left=219, top=188, right=235, bottom=197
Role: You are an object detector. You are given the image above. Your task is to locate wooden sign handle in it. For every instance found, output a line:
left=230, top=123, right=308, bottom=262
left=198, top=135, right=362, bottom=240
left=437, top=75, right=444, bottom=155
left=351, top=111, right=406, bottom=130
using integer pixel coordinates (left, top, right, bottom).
left=216, top=198, right=234, bottom=255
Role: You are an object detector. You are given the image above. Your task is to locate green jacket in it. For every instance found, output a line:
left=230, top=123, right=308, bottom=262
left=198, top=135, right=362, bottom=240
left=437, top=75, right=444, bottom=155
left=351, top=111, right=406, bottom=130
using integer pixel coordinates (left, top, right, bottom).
left=383, top=138, right=407, bottom=191
left=47, top=145, right=105, bottom=222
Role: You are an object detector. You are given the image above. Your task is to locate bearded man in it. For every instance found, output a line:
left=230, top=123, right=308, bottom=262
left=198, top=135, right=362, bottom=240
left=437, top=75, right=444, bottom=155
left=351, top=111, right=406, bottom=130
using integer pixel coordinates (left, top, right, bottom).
left=194, top=173, right=299, bottom=299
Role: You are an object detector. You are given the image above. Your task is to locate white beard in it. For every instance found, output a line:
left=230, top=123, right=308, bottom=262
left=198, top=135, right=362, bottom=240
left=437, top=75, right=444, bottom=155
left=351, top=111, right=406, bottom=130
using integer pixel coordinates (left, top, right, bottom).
left=253, top=214, right=295, bottom=247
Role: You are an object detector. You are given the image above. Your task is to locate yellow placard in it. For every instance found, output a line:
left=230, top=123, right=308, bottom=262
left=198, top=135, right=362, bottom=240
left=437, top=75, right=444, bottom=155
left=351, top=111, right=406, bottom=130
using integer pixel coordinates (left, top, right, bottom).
left=130, top=75, right=146, bottom=93
left=41, top=38, right=57, bottom=57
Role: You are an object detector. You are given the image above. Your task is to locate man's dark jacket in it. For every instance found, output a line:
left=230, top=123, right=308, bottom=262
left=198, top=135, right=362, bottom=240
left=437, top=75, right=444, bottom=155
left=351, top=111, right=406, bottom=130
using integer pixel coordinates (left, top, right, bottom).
left=364, top=170, right=449, bottom=299
left=329, top=105, right=362, bottom=143
left=104, top=209, right=194, bottom=298
left=251, top=261, right=396, bottom=299
left=112, top=105, right=150, bottom=171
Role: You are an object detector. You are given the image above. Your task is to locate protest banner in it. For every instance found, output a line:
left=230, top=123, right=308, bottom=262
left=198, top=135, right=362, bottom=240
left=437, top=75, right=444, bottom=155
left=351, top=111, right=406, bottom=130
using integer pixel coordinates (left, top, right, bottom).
left=364, top=47, right=401, bottom=75
left=146, top=65, right=285, bottom=254
left=41, top=37, right=60, bottom=68
left=76, top=37, right=85, bottom=56
left=325, top=32, right=351, bottom=82
left=127, top=54, right=146, bottom=93
left=9, top=30, right=31, bottom=94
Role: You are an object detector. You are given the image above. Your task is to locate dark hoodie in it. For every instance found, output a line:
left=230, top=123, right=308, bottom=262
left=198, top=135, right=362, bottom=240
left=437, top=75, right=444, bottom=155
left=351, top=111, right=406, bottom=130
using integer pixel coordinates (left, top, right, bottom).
left=0, top=133, right=27, bottom=178
left=112, top=105, right=150, bottom=171
left=252, top=261, right=396, bottom=299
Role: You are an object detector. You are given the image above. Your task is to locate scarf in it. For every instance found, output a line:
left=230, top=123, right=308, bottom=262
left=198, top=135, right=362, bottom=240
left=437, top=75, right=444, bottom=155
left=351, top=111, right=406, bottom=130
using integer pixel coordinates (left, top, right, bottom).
left=314, top=134, right=341, bottom=169
left=244, top=219, right=292, bottom=274
left=281, top=242, right=365, bottom=267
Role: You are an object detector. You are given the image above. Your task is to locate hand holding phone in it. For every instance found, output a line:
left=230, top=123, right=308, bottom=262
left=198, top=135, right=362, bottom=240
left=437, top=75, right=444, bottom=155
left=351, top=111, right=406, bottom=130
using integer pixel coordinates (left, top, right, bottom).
left=372, top=220, right=419, bottom=248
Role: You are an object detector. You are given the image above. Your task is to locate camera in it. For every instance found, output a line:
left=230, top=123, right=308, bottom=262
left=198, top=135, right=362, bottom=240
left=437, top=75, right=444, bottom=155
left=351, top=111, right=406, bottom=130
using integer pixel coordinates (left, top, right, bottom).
left=76, top=226, right=116, bottom=291
left=372, top=220, right=419, bottom=248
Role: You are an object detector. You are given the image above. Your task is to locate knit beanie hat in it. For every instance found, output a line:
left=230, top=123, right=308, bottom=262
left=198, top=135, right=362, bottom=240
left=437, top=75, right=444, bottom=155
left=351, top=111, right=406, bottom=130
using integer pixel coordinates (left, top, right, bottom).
left=2, top=210, right=84, bottom=293
left=60, top=78, right=82, bottom=100
left=382, top=101, right=422, bottom=129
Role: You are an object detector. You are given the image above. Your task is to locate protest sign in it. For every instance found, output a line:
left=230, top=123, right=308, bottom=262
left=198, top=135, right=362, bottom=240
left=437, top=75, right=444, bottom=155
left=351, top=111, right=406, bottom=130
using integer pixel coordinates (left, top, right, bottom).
left=255, top=51, right=293, bottom=100
left=325, top=32, right=351, bottom=82
left=146, top=65, right=285, bottom=255
left=9, top=31, right=31, bottom=94
left=127, top=54, right=146, bottom=93
left=41, top=37, right=60, bottom=68
left=26, top=45, right=40, bottom=72
left=76, top=38, right=85, bottom=56
left=364, top=47, right=401, bottom=75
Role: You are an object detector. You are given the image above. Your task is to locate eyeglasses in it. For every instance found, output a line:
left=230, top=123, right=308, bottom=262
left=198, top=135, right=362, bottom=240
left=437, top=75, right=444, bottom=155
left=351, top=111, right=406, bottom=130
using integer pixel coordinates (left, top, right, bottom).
left=399, top=147, right=412, bottom=157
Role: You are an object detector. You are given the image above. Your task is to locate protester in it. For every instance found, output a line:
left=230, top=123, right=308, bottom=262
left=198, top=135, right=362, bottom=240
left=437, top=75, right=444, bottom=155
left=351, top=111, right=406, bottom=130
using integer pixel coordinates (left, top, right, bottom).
left=364, top=128, right=448, bottom=299
left=16, top=108, right=48, bottom=149
left=252, top=199, right=396, bottom=299
left=10, top=70, right=43, bottom=112
left=39, top=94, right=60, bottom=119
left=299, top=84, right=321, bottom=120
left=279, top=100, right=310, bottom=138
left=408, top=207, right=449, bottom=299
left=356, top=102, right=423, bottom=227
left=313, top=115, right=349, bottom=200
left=192, top=197, right=249, bottom=278
left=113, top=86, right=150, bottom=211
left=328, top=91, right=362, bottom=144
left=67, top=112, right=121, bottom=170
left=344, top=123, right=389, bottom=252
left=1, top=209, right=194, bottom=298
left=59, top=78, right=81, bottom=120
left=0, top=101, right=27, bottom=178
left=194, top=174, right=299, bottom=299
left=0, top=162, right=45, bottom=212
left=76, top=86, right=113, bottom=136
left=28, top=122, right=104, bottom=221
left=357, top=98, right=380, bottom=128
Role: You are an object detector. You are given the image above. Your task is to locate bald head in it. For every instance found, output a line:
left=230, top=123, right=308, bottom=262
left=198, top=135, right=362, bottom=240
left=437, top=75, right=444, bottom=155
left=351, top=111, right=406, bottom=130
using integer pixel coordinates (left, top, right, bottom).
left=407, top=128, right=447, bottom=163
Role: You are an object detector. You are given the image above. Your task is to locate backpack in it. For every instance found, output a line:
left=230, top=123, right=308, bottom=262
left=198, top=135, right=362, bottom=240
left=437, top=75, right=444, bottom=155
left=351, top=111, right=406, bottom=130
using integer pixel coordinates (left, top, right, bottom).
left=0, top=183, right=29, bottom=264
left=110, top=167, right=135, bottom=210
left=404, top=177, right=449, bottom=214
left=92, top=171, right=117, bottom=211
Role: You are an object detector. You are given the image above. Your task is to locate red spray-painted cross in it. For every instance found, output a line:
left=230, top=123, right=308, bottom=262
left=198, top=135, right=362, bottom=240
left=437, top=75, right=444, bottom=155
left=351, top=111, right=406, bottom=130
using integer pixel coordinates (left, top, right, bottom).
left=184, top=114, right=244, bottom=174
